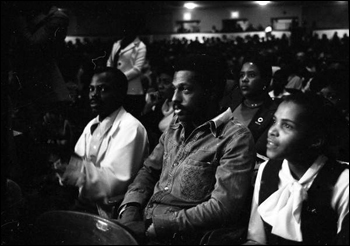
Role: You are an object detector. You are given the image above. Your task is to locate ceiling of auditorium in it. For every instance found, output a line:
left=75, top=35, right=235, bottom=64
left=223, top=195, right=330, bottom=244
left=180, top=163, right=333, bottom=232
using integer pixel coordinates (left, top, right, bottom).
left=57, top=1, right=344, bottom=11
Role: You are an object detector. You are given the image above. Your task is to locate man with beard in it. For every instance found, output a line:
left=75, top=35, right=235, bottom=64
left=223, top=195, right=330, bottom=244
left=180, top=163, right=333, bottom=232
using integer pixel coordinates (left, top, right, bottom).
left=116, top=54, right=256, bottom=244
left=50, top=67, right=148, bottom=218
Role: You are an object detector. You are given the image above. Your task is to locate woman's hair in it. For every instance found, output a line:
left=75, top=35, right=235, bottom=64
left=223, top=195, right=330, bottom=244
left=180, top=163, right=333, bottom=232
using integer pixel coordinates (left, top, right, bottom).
left=282, top=91, right=347, bottom=157
left=242, top=54, right=273, bottom=83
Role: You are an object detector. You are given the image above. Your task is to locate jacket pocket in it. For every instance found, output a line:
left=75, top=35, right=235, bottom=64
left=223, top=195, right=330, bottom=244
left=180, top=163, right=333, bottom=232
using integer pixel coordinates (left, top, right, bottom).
left=180, top=158, right=216, bottom=202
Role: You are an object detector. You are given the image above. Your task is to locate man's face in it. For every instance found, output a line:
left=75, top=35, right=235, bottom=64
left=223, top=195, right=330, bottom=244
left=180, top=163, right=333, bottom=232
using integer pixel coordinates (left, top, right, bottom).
left=172, top=71, right=208, bottom=125
left=89, top=72, right=122, bottom=119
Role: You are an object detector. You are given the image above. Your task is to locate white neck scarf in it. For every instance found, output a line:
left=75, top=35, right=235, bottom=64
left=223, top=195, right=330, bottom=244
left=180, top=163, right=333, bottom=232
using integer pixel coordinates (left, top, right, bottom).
left=258, top=156, right=327, bottom=241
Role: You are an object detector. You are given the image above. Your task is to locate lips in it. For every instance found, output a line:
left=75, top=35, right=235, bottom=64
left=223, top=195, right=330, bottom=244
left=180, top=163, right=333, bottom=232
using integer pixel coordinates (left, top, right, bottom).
left=173, top=104, right=185, bottom=115
left=90, top=100, right=101, bottom=107
left=267, top=138, right=278, bottom=148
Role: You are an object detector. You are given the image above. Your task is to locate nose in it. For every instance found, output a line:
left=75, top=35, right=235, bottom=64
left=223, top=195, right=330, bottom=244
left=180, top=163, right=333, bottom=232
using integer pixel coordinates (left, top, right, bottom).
left=89, top=88, right=100, bottom=98
left=241, top=74, right=249, bottom=82
left=172, top=88, right=181, bottom=103
left=268, top=124, right=278, bottom=137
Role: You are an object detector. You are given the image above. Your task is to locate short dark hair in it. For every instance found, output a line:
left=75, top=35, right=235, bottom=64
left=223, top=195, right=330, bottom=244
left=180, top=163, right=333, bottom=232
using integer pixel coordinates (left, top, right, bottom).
left=173, top=54, right=226, bottom=100
left=242, top=54, right=272, bottom=85
left=282, top=91, right=347, bottom=156
left=93, top=67, right=128, bottom=97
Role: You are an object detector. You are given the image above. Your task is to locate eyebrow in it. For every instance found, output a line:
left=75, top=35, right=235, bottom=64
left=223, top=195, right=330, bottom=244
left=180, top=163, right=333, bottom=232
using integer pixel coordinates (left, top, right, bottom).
left=172, top=81, right=192, bottom=86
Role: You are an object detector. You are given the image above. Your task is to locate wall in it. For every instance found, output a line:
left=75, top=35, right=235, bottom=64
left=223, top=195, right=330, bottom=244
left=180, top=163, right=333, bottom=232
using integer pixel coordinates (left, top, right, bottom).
left=151, top=4, right=302, bottom=34
left=302, top=2, right=349, bottom=29
left=313, top=29, right=349, bottom=39
left=60, top=1, right=348, bottom=36
left=145, top=2, right=348, bottom=34
left=140, top=30, right=291, bottom=43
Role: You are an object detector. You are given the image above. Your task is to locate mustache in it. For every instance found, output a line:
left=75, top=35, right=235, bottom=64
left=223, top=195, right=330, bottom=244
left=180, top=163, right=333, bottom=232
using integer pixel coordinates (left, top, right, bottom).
left=173, top=103, right=185, bottom=110
left=90, top=98, right=101, bottom=104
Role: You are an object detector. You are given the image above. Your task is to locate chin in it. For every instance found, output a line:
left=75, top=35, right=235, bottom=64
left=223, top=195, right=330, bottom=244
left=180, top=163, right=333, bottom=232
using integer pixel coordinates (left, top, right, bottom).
left=177, top=115, right=189, bottom=122
left=266, top=149, right=278, bottom=160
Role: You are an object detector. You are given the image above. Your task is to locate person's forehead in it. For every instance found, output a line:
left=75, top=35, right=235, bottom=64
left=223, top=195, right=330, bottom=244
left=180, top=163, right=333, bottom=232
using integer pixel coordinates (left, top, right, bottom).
left=241, top=62, right=259, bottom=70
left=173, top=70, right=196, bottom=82
left=277, top=101, right=305, bottom=122
left=91, top=72, right=114, bottom=84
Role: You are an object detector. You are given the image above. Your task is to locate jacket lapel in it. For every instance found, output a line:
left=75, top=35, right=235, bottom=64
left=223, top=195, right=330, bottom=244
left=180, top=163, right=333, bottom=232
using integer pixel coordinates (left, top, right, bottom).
left=119, top=38, right=141, bottom=55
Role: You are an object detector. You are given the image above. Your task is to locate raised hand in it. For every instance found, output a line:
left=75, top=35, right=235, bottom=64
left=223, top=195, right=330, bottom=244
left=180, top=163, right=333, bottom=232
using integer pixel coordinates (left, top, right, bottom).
left=43, top=112, right=73, bottom=163
left=43, top=112, right=72, bottom=146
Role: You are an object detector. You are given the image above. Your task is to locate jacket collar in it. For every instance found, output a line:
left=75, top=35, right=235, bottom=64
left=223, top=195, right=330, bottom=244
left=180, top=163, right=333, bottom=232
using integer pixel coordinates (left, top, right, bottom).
left=120, top=37, right=141, bottom=53
left=171, top=107, right=233, bottom=138
left=90, top=107, right=123, bottom=135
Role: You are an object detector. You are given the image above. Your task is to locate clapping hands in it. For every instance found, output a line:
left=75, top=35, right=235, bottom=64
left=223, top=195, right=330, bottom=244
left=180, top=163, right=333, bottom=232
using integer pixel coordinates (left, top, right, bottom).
left=43, top=112, right=72, bottom=146
left=43, top=112, right=73, bottom=165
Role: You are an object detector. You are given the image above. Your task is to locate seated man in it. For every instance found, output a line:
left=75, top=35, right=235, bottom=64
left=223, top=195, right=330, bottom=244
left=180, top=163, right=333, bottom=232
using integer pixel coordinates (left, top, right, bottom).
left=116, top=54, right=256, bottom=244
left=47, top=67, right=149, bottom=218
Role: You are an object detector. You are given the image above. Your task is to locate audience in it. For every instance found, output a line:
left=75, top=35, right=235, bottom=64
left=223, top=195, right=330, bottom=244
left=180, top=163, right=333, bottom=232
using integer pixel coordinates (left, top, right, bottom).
left=268, top=68, right=293, bottom=99
left=140, top=63, right=175, bottom=152
left=3, top=8, right=349, bottom=244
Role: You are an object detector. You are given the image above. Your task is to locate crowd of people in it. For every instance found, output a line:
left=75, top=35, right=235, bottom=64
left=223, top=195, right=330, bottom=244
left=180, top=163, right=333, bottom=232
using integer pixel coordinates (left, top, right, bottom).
left=2, top=2, right=349, bottom=245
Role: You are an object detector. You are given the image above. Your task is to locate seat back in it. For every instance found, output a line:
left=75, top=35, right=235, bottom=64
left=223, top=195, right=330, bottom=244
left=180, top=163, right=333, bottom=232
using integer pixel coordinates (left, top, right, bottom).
left=33, top=210, right=138, bottom=245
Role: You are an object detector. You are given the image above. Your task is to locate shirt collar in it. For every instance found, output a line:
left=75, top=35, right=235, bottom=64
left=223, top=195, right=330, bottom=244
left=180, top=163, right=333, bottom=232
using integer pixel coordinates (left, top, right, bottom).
left=172, top=107, right=233, bottom=138
left=90, top=107, right=121, bottom=135
left=209, top=107, right=232, bottom=136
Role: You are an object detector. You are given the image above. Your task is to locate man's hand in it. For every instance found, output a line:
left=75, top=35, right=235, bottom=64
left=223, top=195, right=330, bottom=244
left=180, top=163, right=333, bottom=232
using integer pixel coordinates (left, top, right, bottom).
left=61, top=155, right=85, bottom=187
left=43, top=112, right=72, bottom=147
left=53, top=154, right=85, bottom=187
left=145, top=223, right=157, bottom=239
left=43, top=112, right=73, bottom=163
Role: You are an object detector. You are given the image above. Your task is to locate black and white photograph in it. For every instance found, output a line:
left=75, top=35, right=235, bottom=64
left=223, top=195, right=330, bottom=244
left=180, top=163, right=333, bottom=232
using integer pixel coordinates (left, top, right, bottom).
left=1, top=1, right=348, bottom=245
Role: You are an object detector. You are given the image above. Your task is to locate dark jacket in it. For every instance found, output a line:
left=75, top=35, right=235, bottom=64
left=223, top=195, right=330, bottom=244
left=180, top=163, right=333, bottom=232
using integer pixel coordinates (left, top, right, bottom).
left=230, top=96, right=280, bottom=157
left=260, top=158, right=349, bottom=245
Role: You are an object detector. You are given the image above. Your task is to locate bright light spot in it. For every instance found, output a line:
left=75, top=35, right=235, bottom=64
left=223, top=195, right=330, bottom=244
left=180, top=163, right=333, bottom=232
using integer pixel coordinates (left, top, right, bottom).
left=184, top=13, right=192, bottom=20
left=184, top=3, right=198, bottom=9
left=265, top=26, right=272, bottom=32
left=231, top=11, right=239, bottom=18
left=256, top=1, right=271, bottom=6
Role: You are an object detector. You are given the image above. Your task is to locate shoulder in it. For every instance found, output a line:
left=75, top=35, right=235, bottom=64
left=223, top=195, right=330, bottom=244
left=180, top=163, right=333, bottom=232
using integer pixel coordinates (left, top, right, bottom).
left=225, top=117, right=252, bottom=137
left=219, top=117, right=255, bottom=148
left=118, top=109, right=146, bottom=131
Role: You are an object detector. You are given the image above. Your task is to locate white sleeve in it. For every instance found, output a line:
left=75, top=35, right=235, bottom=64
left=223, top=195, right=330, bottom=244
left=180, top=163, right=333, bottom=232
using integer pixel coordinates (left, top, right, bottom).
left=123, top=43, right=147, bottom=81
left=331, top=168, right=349, bottom=233
left=106, top=41, right=120, bottom=67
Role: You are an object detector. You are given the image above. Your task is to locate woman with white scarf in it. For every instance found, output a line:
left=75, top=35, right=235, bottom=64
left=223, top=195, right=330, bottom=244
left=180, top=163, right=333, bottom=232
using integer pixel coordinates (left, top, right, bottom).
left=245, top=92, right=349, bottom=245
